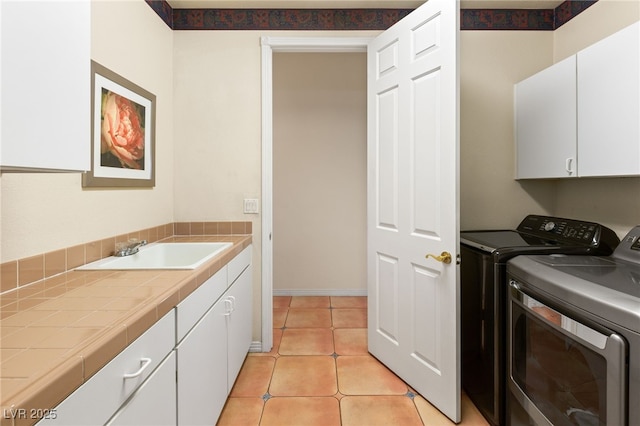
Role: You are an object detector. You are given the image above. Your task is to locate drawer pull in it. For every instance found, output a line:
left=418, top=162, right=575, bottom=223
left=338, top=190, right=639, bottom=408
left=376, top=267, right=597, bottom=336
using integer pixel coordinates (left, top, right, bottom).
left=123, top=357, right=152, bottom=379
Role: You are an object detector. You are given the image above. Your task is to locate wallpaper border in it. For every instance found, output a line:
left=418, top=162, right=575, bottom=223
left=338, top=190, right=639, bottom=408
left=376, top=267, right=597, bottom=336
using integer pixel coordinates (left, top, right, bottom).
left=145, top=0, right=598, bottom=31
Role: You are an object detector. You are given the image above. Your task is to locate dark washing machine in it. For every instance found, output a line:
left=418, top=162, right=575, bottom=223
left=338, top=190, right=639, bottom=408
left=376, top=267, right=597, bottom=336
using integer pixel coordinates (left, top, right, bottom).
left=460, top=215, right=619, bottom=426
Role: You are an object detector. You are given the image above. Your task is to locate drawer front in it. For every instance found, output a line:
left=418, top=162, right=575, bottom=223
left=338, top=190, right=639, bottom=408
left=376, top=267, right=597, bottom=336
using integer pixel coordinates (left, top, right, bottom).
left=176, top=267, right=227, bottom=342
left=39, top=310, right=175, bottom=426
left=106, top=351, right=177, bottom=426
left=227, top=245, right=252, bottom=286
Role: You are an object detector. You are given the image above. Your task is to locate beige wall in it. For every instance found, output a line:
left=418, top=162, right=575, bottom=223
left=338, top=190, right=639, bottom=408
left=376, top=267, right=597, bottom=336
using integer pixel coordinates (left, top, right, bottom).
left=172, top=31, right=266, bottom=338
left=3, top=0, right=638, bottom=341
left=553, top=0, right=640, bottom=61
left=173, top=31, right=262, bottom=224
left=0, top=0, right=174, bottom=262
left=461, top=0, right=640, bottom=236
left=272, top=52, right=367, bottom=294
left=172, top=31, right=377, bottom=338
left=460, top=30, right=557, bottom=230
left=552, top=0, right=640, bottom=237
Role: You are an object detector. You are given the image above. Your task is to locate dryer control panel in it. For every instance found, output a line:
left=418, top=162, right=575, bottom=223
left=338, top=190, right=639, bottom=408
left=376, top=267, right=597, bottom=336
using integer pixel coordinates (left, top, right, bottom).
left=517, top=215, right=619, bottom=254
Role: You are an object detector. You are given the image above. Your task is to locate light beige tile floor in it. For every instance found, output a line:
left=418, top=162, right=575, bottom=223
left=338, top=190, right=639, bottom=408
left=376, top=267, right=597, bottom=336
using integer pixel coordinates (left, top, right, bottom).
left=218, top=296, right=489, bottom=426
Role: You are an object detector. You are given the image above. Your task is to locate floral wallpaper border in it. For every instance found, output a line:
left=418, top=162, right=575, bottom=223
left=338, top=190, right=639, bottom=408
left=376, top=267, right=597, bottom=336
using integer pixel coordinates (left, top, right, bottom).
left=173, top=8, right=412, bottom=30
left=146, top=0, right=598, bottom=31
left=462, top=1, right=597, bottom=31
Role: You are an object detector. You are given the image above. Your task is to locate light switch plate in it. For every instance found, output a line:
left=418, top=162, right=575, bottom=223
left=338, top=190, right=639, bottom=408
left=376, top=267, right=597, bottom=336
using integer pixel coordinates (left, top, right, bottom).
left=243, top=198, right=259, bottom=214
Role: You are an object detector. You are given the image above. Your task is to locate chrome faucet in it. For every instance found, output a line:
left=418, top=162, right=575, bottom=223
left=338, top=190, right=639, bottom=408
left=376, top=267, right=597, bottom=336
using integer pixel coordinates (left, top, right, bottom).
left=114, top=239, right=148, bottom=257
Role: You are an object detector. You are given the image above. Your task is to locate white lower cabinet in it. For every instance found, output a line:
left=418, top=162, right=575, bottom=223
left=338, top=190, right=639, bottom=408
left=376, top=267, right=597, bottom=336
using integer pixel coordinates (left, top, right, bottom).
left=226, top=266, right=253, bottom=392
left=176, top=298, right=228, bottom=425
left=106, top=352, right=177, bottom=426
left=176, top=245, right=253, bottom=425
left=37, top=245, right=252, bottom=426
left=37, top=310, right=176, bottom=426
left=176, top=265, right=227, bottom=342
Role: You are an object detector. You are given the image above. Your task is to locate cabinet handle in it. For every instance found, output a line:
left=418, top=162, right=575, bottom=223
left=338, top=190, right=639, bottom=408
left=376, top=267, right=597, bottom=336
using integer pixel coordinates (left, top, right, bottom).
left=566, top=158, right=574, bottom=174
left=224, top=298, right=233, bottom=316
left=228, top=296, right=236, bottom=312
left=123, top=357, right=152, bottom=379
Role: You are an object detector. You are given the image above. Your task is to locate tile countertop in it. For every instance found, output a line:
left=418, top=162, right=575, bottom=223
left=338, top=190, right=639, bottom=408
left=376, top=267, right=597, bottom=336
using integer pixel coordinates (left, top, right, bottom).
left=0, top=235, right=252, bottom=426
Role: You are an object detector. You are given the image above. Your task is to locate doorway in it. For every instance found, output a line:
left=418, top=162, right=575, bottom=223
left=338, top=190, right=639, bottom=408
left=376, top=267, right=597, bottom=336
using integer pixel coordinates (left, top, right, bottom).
left=272, top=52, right=367, bottom=297
left=260, top=37, right=371, bottom=352
left=261, top=1, right=461, bottom=417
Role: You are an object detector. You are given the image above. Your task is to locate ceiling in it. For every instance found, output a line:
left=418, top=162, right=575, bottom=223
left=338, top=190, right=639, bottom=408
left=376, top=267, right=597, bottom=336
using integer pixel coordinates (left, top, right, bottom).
left=167, top=0, right=565, bottom=9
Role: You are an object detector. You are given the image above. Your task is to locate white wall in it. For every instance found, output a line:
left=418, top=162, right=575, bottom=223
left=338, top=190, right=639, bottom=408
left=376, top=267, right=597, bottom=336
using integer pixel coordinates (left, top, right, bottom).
left=272, top=52, right=367, bottom=294
left=0, top=0, right=174, bottom=262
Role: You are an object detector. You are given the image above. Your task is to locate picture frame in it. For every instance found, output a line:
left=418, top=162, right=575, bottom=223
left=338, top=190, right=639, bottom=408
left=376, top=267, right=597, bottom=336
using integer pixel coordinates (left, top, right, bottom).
left=82, top=61, right=156, bottom=188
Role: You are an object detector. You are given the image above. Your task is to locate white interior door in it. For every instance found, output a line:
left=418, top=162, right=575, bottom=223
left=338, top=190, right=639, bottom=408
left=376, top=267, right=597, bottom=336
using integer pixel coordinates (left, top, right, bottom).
left=367, top=0, right=460, bottom=422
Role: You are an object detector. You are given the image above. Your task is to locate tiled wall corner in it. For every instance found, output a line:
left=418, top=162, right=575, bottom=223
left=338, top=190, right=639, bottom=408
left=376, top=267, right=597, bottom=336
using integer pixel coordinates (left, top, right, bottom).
left=175, top=221, right=252, bottom=236
left=0, top=261, right=18, bottom=293
left=0, top=221, right=251, bottom=295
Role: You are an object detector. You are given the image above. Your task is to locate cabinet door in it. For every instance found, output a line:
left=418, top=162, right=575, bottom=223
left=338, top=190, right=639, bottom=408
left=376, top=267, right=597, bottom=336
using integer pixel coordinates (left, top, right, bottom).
left=176, top=267, right=227, bottom=342
left=1, top=0, right=90, bottom=171
left=177, top=298, right=228, bottom=426
left=577, top=22, right=640, bottom=177
left=107, top=351, right=176, bottom=426
left=226, top=266, right=253, bottom=392
left=515, top=55, right=577, bottom=179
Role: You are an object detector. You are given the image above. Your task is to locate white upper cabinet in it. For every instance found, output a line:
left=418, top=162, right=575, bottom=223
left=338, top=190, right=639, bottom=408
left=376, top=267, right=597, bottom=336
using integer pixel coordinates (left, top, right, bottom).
left=514, top=21, right=640, bottom=179
left=515, top=55, right=577, bottom=179
left=577, top=21, right=640, bottom=177
left=1, top=0, right=90, bottom=171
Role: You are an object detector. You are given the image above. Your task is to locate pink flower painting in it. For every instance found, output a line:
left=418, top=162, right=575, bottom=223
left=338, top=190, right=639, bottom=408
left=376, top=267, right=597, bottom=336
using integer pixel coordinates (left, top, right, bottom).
left=100, top=89, right=146, bottom=170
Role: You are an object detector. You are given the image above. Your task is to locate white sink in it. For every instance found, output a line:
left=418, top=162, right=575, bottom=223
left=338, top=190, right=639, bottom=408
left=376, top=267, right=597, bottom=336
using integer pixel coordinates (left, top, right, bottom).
left=76, top=242, right=233, bottom=270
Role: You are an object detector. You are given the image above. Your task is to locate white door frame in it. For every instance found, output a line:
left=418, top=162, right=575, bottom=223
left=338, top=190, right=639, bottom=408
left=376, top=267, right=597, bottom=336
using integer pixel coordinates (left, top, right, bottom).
left=260, top=36, right=372, bottom=352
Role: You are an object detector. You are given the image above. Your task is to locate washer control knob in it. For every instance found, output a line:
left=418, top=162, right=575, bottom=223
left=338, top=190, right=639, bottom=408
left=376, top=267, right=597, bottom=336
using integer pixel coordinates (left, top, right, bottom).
left=544, top=222, right=556, bottom=232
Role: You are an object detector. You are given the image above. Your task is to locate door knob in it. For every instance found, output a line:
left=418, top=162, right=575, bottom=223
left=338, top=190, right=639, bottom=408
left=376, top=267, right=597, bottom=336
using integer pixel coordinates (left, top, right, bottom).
left=425, top=251, right=452, bottom=264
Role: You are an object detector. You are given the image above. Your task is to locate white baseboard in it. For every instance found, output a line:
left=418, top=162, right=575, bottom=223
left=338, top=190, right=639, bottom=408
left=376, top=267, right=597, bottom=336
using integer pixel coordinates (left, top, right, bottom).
left=248, top=341, right=263, bottom=353
left=272, top=288, right=367, bottom=297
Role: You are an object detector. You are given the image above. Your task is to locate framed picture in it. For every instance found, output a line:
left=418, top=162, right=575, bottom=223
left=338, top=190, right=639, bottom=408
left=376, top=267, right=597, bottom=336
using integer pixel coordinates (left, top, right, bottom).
left=83, top=61, right=156, bottom=187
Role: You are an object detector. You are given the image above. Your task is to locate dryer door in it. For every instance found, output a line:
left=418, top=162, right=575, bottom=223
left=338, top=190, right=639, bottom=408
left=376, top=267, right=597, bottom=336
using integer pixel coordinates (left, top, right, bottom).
left=508, top=280, right=627, bottom=426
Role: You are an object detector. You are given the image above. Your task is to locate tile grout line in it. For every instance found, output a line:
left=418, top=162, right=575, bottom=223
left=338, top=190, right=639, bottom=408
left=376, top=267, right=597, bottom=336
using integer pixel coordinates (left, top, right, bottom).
left=224, top=296, right=437, bottom=426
